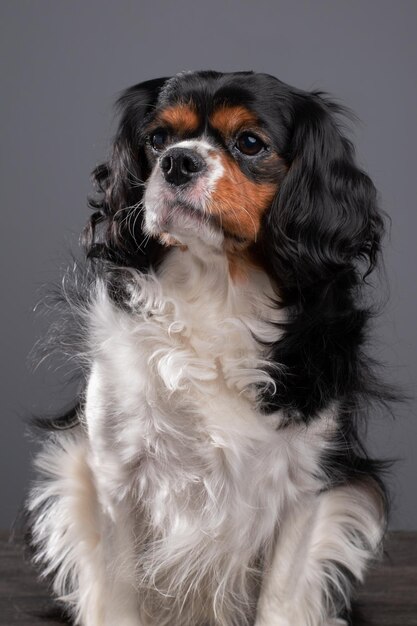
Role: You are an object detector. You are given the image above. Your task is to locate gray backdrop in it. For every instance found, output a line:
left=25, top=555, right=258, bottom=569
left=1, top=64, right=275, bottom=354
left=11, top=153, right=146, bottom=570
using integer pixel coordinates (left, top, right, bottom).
left=1, top=0, right=416, bottom=530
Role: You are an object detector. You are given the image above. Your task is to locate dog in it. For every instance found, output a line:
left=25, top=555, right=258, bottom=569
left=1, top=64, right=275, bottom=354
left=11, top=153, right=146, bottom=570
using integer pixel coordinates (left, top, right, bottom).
left=26, top=70, right=392, bottom=626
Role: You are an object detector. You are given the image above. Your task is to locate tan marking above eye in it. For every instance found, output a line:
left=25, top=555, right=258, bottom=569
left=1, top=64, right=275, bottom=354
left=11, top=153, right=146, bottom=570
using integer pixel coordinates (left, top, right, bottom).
left=210, top=105, right=260, bottom=137
left=156, top=104, right=200, bottom=134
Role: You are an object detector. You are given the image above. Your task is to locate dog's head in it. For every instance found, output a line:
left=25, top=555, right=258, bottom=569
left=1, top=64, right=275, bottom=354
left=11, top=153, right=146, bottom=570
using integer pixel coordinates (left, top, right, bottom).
left=86, top=70, right=383, bottom=297
left=141, top=72, right=286, bottom=253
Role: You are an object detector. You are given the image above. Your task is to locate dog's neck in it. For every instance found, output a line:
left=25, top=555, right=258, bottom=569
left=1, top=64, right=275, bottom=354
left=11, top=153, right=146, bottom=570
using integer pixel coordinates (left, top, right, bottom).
left=155, top=237, right=278, bottom=321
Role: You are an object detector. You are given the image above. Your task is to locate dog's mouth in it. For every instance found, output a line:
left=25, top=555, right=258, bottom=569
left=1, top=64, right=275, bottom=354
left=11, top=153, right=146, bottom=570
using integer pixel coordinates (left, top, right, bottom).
left=153, top=200, right=225, bottom=249
left=160, top=199, right=213, bottom=228
left=143, top=187, right=253, bottom=249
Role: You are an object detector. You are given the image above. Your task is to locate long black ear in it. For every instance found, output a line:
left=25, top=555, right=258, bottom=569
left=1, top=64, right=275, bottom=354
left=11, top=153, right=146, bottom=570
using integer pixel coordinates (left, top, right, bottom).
left=259, top=90, right=391, bottom=418
left=265, top=90, right=384, bottom=298
left=84, top=77, right=170, bottom=269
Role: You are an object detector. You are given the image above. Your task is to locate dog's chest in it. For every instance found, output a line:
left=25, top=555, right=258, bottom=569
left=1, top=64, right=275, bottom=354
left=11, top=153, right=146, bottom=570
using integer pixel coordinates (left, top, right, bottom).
left=86, top=248, right=287, bottom=514
left=83, top=249, right=332, bottom=622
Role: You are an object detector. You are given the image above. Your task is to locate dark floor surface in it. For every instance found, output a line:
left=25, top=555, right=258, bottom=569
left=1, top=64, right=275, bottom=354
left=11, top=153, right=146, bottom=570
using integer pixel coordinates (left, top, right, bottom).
left=1, top=532, right=416, bottom=625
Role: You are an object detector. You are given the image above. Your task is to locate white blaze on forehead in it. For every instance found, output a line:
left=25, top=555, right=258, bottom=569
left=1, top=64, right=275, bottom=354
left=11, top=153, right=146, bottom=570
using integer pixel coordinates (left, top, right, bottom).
left=167, top=138, right=214, bottom=154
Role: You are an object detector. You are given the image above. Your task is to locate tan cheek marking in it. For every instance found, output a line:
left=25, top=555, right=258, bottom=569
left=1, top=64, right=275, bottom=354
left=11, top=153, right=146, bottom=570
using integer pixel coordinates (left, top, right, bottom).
left=158, top=104, right=200, bottom=134
left=207, top=153, right=278, bottom=241
left=210, top=105, right=259, bottom=135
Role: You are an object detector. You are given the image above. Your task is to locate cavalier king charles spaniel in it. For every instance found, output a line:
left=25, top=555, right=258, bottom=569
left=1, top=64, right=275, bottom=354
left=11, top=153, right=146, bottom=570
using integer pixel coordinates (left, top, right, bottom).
left=26, top=70, right=392, bottom=626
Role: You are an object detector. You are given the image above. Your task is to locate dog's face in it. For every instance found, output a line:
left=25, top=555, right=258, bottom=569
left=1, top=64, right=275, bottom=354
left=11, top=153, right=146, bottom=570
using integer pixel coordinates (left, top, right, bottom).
left=142, top=82, right=286, bottom=248
left=87, top=71, right=383, bottom=295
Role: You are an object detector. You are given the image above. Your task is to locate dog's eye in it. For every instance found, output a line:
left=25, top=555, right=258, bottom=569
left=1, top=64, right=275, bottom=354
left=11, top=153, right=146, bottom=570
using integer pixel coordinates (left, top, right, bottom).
left=150, top=129, right=169, bottom=151
left=236, top=132, right=265, bottom=156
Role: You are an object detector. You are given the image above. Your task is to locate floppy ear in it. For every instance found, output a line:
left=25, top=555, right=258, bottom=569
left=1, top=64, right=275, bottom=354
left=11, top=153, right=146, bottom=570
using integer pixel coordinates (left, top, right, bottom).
left=265, top=91, right=384, bottom=295
left=258, top=91, right=389, bottom=418
left=84, top=77, right=170, bottom=268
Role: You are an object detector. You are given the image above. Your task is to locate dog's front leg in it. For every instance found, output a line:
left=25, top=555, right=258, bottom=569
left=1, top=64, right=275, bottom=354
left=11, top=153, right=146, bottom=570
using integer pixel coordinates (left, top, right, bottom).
left=255, top=480, right=385, bottom=626
left=84, top=364, right=145, bottom=626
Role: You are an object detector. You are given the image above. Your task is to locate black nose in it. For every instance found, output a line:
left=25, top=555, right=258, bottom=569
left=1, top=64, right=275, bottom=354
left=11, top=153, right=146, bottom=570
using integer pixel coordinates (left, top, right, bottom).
left=160, top=148, right=205, bottom=186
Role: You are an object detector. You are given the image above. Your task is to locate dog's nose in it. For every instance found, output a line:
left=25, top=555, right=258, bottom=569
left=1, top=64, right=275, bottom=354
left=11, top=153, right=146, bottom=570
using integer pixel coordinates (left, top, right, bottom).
left=160, top=148, right=205, bottom=186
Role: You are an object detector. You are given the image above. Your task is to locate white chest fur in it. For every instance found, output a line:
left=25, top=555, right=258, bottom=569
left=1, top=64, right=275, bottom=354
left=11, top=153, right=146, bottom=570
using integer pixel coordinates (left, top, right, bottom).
left=83, top=244, right=335, bottom=624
